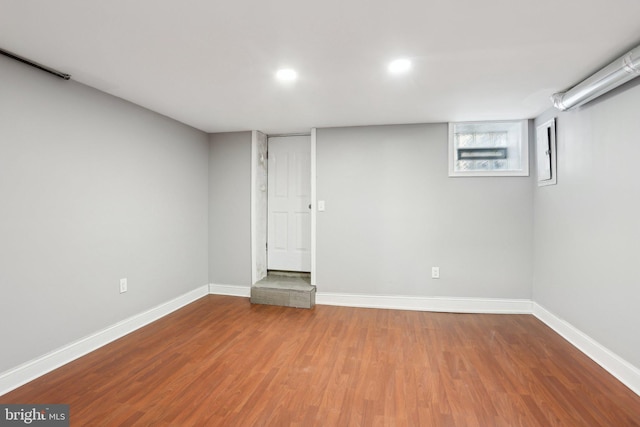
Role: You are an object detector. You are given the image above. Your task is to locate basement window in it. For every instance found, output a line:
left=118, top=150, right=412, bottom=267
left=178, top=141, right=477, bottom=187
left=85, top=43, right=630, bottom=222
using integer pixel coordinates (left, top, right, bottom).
left=448, top=120, right=529, bottom=177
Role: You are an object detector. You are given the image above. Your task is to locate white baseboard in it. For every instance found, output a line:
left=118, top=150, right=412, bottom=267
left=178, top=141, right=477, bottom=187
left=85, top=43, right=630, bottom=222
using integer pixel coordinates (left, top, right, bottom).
left=0, top=285, right=209, bottom=397
left=207, top=286, right=533, bottom=314
left=316, top=292, right=533, bottom=314
left=209, top=283, right=251, bottom=297
left=533, top=303, right=640, bottom=396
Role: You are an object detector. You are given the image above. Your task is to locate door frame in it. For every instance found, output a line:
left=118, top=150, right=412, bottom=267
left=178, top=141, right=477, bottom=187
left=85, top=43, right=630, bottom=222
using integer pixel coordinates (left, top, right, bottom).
left=250, top=130, right=268, bottom=285
left=251, top=129, right=317, bottom=286
left=310, top=128, right=317, bottom=287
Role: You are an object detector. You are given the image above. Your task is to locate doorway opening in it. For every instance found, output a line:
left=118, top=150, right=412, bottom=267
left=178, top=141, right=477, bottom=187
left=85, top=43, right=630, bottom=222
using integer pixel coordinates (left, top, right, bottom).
left=250, top=131, right=316, bottom=307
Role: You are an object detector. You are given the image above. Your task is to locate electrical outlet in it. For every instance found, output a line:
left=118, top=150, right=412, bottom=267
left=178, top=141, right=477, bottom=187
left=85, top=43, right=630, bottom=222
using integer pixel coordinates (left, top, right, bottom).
left=431, top=267, right=440, bottom=279
left=120, top=278, right=128, bottom=293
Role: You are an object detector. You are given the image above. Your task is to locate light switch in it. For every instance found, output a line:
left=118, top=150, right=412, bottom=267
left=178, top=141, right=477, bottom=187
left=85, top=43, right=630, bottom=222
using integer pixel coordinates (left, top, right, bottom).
left=318, top=200, right=326, bottom=211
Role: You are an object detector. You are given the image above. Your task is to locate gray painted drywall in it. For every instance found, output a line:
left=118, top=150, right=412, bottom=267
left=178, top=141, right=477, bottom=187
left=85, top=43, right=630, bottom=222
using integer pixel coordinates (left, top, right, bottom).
left=533, top=81, right=640, bottom=368
left=316, top=124, right=533, bottom=298
left=0, top=55, right=209, bottom=373
left=209, top=132, right=252, bottom=285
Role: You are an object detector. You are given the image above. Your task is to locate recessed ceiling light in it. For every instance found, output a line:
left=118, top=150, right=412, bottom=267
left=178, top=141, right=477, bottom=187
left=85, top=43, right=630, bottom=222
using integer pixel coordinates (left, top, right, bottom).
left=388, top=58, right=411, bottom=74
left=276, top=68, right=298, bottom=81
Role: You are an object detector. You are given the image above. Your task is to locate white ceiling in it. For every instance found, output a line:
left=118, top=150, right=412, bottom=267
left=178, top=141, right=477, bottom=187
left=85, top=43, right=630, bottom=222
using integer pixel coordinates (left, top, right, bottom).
left=2, top=0, right=640, bottom=134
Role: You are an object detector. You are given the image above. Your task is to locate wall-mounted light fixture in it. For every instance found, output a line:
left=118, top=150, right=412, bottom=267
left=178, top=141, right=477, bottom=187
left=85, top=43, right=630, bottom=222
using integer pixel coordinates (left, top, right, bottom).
left=551, top=44, right=640, bottom=111
left=0, top=47, right=71, bottom=80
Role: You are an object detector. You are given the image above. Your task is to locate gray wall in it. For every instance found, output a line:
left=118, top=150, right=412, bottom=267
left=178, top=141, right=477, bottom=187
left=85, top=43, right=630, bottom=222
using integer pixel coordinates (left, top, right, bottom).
left=316, top=124, right=533, bottom=298
left=209, top=132, right=252, bottom=285
left=6, top=40, right=637, bottom=384
left=533, top=81, right=640, bottom=368
left=0, top=55, right=209, bottom=373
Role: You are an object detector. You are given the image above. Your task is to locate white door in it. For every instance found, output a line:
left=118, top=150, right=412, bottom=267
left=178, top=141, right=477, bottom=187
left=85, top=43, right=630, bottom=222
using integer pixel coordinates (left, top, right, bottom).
left=267, top=135, right=311, bottom=272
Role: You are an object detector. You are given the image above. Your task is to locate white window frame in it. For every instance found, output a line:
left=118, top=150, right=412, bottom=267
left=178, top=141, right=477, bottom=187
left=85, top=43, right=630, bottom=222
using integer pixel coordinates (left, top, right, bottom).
left=448, top=120, right=529, bottom=177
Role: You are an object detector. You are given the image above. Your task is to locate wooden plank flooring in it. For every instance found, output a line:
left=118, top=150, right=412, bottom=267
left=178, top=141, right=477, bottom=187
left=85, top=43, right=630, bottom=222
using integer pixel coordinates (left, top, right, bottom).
left=2, top=295, right=640, bottom=426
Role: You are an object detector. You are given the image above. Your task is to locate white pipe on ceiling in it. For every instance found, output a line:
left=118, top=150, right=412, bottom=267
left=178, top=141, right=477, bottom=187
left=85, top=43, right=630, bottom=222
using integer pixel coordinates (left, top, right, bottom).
left=551, top=45, right=640, bottom=111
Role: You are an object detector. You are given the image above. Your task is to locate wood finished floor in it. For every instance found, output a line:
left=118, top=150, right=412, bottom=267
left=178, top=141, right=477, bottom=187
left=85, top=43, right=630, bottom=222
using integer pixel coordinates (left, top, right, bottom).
left=2, top=295, right=640, bottom=426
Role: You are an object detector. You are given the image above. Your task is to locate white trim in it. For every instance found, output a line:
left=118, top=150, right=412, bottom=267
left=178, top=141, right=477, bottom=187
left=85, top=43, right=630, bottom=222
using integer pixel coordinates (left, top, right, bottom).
left=316, top=292, right=532, bottom=313
left=208, top=283, right=251, bottom=298
left=267, top=132, right=311, bottom=137
left=250, top=130, right=268, bottom=285
left=310, top=128, right=317, bottom=287
left=0, top=285, right=208, bottom=397
left=250, top=130, right=258, bottom=285
left=533, top=303, right=640, bottom=396
left=535, top=118, right=557, bottom=186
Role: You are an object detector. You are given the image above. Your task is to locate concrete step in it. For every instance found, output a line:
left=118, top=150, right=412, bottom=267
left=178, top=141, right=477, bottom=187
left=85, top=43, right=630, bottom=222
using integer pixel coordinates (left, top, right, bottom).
left=250, top=274, right=316, bottom=309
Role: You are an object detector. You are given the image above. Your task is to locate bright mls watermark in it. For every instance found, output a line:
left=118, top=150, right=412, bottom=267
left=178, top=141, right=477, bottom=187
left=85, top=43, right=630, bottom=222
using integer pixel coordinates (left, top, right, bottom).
left=0, top=405, right=68, bottom=426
